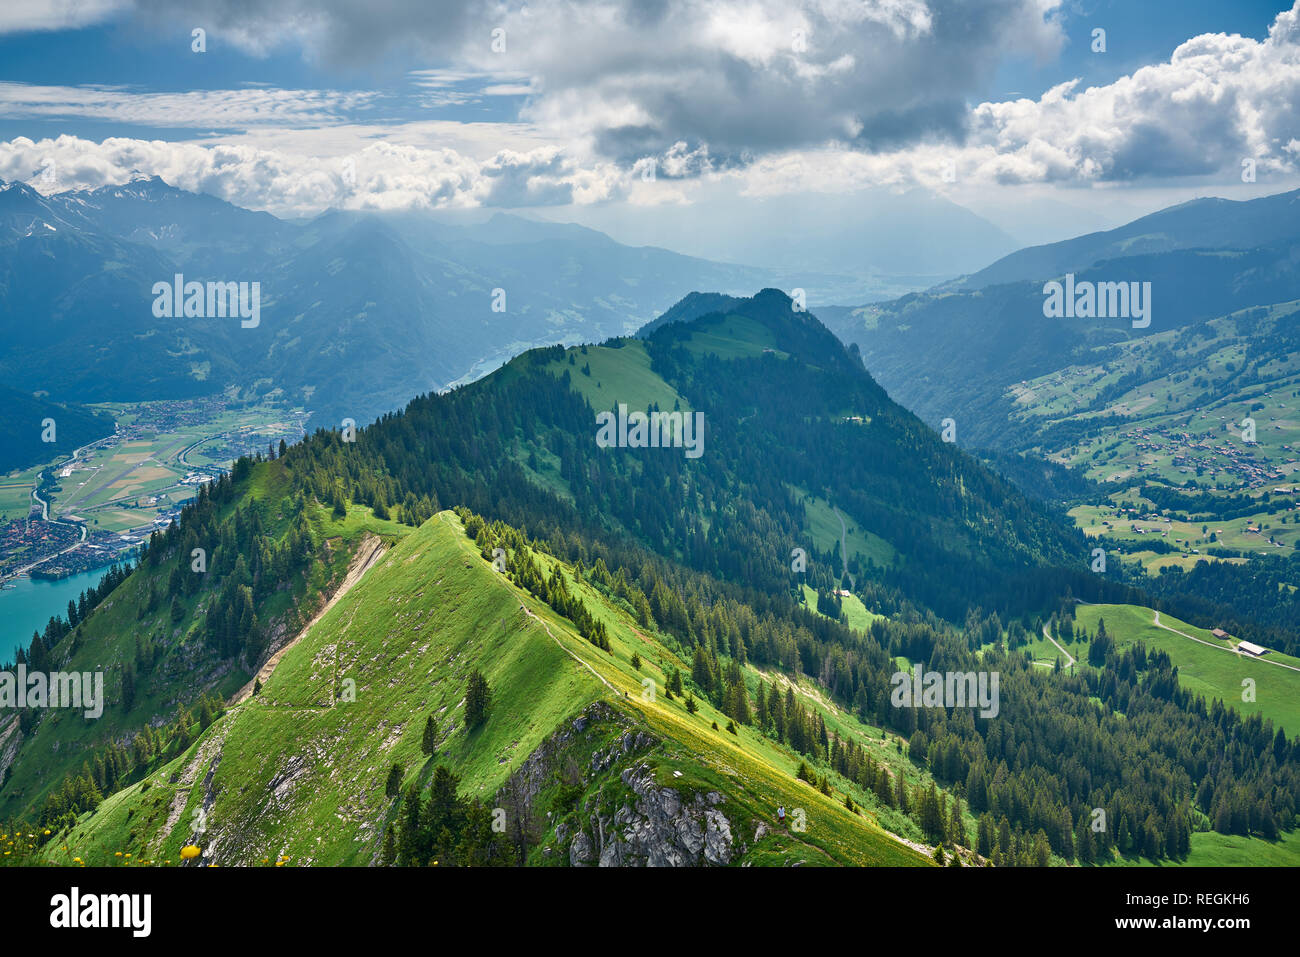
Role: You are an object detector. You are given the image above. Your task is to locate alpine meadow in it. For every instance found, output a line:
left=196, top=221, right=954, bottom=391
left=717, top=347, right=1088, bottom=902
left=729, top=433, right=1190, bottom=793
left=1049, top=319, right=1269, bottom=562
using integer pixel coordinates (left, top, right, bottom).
left=0, top=0, right=1298, bottom=941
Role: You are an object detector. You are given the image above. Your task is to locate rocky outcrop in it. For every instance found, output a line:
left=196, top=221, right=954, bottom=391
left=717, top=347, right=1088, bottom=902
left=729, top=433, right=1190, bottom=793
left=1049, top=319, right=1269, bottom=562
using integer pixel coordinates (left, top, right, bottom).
left=497, top=700, right=738, bottom=867
left=569, top=762, right=734, bottom=867
left=498, top=700, right=634, bottom=815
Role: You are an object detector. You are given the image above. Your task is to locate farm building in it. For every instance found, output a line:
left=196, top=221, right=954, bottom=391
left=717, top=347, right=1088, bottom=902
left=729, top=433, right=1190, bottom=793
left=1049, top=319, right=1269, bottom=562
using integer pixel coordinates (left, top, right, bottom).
left=1236, top=640, right=1268, bottom=657
left=1211, top=628, right=1230, bottom=639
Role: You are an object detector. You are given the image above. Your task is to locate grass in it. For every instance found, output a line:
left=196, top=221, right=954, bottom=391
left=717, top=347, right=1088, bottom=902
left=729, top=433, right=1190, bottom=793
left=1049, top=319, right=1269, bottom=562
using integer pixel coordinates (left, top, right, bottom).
left=1071, top=501, right=1297, bottom=573
left=801, top=584, right=883, bottom=634
left=795, top=486, right=896, bottom=569
left=0, top=464, right=404, bottom=823
left=1074, top=603, right=1300, bottom=735
left=1019, top=629, right=1083, bottom=671
left=1100, top=828, right=1300, bottom=867
left=53, top=509, right=930, bottom=867
left=678, top=314, right=786, bottom=361
left=45, top=398, right=304, bottom=533
left=1013, top=304, right=1300, bottom=490
left=0, top=464, right=46, bottom=520
left=543, top=340, right=687, bottom=416
left=742, top=665, right=984, bottom=856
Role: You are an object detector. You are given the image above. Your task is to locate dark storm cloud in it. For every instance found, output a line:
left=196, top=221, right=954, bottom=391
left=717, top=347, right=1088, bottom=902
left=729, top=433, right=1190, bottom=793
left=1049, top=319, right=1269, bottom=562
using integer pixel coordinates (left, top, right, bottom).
left=124, top=0, right=1066, bottom=165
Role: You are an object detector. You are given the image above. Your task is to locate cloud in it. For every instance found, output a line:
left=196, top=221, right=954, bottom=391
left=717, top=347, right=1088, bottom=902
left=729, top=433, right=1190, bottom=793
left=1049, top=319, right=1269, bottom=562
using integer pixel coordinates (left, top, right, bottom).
left=953, top=9, right=1300, bottom=185
left=6, top=1, right=1300, bottom=216
left=0, top=82, right=378, bottom=128
left=118, top=0, right=1066, bottom=161
left=730, top=1, right=1300, bottom=194
left=0, top=0, right=127, bottom=34
left=131, top=0, right=475, bottom=61
left=0, top=135, right=631, bottom=216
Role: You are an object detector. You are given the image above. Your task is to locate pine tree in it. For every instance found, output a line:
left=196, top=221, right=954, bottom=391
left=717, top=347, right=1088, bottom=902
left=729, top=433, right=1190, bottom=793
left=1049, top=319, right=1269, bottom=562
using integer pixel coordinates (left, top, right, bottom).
left=873, top=767, right=893, bottom=806
left=977, top=814, right=993, bottom=857
left=385, top=763, right=404, bottom=799
left=421, top=715, right=438, bottom=756
left=1075, top=819, right=1094, bottom=864
left=894, top=773, right=910, bottom=814
left=948, top=795, right=966, bottom=848
left=465, top=670, right=491, bottom=728
left=397, top=783, right=422, bottom=865
left=380, top=823, right=397, bottom=865
left=921, top=782, right=946, bottom=843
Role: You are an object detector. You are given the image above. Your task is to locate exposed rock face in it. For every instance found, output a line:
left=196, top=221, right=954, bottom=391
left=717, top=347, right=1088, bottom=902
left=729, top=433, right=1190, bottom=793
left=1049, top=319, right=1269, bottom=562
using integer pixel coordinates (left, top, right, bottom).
left=571, top=763, right=733, bottom=867
left=497, top=701, right=736, bottom=867
left=500, top=700, right=632, bottom=814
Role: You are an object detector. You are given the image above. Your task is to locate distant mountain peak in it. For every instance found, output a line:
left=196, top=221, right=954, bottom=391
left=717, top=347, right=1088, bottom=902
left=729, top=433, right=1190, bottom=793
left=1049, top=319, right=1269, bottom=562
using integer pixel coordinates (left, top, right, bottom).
left=954, top=185, right=1300, bottom=291
left=637, top=286, right=860, bottom=377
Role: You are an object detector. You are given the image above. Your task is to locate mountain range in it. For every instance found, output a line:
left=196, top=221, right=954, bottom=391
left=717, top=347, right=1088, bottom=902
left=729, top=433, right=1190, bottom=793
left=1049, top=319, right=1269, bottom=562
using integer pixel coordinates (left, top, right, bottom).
left=820, top=188, right=1300, bottom=451
left=2, top=181, right=1299, bottom=870
left=6, top=288, right=1292, bottom=870
left=0, top=176, right=852, bottom=472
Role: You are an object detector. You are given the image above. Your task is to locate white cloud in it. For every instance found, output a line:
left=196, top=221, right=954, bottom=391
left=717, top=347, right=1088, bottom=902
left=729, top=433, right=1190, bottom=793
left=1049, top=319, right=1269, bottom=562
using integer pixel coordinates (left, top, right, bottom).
left=0, top=0, right=127, bottom=34
left=731, top=2, right=1300, bottom=193
left=0, top=82, right=377, bottom=128
left=5, top=0, right=1300, bottom=220
left=0, top=134, right=633, bottom=216
left=115, top=0, right=1065, bottom=160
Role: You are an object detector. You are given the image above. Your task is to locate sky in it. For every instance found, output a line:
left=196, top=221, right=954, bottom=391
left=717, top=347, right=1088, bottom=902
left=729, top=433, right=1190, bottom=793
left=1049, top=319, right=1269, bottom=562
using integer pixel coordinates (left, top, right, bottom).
left=1, top=0, right=1298, bottom=262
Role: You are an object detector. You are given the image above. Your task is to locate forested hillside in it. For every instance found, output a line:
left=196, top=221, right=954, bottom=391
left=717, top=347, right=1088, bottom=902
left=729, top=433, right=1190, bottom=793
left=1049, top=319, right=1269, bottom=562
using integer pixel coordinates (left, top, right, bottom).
left=3, top=290, right=1295, bottom=867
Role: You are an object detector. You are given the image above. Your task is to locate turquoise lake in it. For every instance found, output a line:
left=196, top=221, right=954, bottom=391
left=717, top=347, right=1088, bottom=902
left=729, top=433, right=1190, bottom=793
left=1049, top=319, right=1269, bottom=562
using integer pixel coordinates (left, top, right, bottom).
left=0, top=567, right=111, bottom=664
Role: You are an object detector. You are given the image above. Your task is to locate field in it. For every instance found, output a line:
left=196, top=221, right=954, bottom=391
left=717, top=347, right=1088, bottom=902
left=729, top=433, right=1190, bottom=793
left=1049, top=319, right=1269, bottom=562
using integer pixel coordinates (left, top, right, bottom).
left=1074, top=603, right=1300, bottom=735
left=0, top=464, right=45, bottom=521
left=1018, top=628, right=1082, bottom=671
left=1012, top=304, right=1300, bottom=489
left=1070, top=500, right=1290, bottom=573
left=46, top=398, right=306, bottom=533
left=1106, top=828, right=1300, bottom=867
left=801, top=583, right=883, bottom=634
left=678, top=313, right=786, bottom=361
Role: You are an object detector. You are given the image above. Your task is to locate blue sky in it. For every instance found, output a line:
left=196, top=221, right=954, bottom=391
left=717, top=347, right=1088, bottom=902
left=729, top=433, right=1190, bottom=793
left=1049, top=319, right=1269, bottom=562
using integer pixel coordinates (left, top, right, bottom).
left=1, top=1, right=1289, bottom=140
left=1, top=0, right=1298, bottom=258
left=994, top=1, right=1288, bottom=94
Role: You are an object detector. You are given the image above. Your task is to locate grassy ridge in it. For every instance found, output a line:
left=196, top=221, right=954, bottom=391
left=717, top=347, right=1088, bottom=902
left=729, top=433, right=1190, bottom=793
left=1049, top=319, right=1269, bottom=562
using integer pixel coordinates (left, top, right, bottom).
left=0, top=462, right=406, bottom=822
left=56, top=511, right=930, bottom=867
